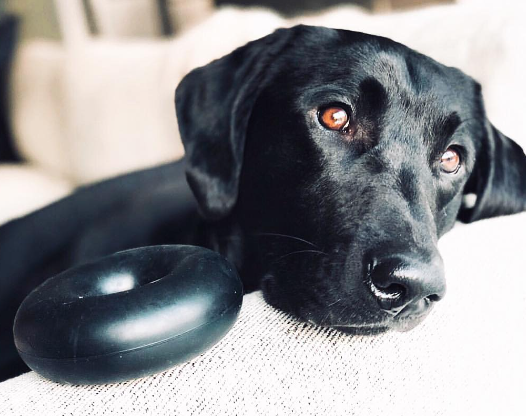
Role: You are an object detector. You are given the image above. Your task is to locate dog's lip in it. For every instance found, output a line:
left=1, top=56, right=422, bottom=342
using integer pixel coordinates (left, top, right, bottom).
left=393, top=297, right=434, bottom=320
left=390, top=306, right=433, bottom=332
left=391, top=315, right=427, bottom=332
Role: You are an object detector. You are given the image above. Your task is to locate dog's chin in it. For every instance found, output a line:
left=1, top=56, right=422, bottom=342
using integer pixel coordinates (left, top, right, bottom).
left=327, top=311, right=431, bottom=335
left=330, top=324, right=391, bottom=336
left=329, top=317, right=426, bottom=335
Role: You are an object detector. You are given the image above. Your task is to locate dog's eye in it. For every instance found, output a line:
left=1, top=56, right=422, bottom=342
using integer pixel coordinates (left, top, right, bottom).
left=318, top=106, right=350, bottom=131
left=440, top=147, right=461, bottom=174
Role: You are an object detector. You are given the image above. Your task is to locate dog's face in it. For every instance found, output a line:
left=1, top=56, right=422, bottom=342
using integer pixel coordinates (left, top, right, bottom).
left=176, top=26, right=526, bottom=333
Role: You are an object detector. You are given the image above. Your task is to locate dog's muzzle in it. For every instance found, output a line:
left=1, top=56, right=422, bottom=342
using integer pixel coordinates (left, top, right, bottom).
left=366, top=253, right=446, bottom=321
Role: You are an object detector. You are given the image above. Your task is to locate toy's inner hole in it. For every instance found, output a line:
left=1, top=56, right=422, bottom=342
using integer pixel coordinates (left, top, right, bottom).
left=97, top=260, right=174, bottom=295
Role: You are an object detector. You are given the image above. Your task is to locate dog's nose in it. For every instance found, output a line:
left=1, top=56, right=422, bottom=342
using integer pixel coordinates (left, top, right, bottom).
left=367, top=255, right=446, bottom=315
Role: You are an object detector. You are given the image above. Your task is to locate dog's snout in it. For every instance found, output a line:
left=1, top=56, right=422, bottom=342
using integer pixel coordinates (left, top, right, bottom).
left=367, top=255, right=446, bottom=315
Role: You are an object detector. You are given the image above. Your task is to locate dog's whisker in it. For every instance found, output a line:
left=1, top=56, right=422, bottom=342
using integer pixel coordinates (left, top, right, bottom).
left=327, top=298, right=343, bottom=307
left=274, top=249, right=327, bottom=262
left=322, top=299, right=346, bottom=325
left=321, top=310, right=333, bottom=326
left=337, top=305, right=350, bottom=325
left=255, top=232, right=320, bottom=249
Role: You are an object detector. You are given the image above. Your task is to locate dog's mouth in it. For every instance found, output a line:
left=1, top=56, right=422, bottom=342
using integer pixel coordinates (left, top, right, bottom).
left=261, top=261, right=437, bottom=336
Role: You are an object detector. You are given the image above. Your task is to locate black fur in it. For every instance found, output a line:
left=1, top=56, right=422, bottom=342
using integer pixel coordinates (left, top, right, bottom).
left=1, top=25, right=525, bottom=380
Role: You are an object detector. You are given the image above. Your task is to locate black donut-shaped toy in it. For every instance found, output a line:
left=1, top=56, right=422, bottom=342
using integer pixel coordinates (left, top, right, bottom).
left=14, top=245, right=243, bottom=385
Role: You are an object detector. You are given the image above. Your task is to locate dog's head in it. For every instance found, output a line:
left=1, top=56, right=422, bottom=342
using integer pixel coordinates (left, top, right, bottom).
left=176, top=26, right=526, bottom=333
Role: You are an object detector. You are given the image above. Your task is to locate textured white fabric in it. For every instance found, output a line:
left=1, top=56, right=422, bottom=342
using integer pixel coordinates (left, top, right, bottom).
left=1, top=212, right=525, bottom=415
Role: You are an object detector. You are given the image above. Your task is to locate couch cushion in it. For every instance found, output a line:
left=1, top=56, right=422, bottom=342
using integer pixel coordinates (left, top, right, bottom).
left=0, top=212, right=524, bottom=415
left=58, top=7, right=284, bottom=184
left=10, top=41, right=72, bottom=178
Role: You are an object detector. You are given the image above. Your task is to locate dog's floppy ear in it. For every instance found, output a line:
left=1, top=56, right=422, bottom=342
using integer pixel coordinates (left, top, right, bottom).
left=459, top=121, right=526, bottom=223
left=175, top=28, right=296, bottom=220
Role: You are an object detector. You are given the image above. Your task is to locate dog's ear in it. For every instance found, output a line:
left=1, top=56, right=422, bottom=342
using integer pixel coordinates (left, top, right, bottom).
left=458, top=121, right=526, bottom=223
left=175, top=28, right=296, bottom=220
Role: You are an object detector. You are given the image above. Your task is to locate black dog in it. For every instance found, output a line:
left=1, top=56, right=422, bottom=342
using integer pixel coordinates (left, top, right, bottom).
left=1, top=25, right=525, bottom=380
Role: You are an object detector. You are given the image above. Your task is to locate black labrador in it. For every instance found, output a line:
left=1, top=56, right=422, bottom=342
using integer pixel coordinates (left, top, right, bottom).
left=1, top=25, right=525, bottom=380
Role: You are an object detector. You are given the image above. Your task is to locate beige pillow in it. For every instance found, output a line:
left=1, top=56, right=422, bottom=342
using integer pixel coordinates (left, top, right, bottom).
left=10, top=41, right=72, bottom=179
left=57, top=7, right=284, bottom=184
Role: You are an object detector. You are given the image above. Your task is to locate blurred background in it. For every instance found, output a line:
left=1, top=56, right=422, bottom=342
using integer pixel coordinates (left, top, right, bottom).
left=0, top=0, right=524, bottom=226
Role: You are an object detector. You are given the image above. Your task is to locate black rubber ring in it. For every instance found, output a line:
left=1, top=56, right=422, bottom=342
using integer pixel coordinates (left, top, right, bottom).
left=14, top=245, right=243, bottom=384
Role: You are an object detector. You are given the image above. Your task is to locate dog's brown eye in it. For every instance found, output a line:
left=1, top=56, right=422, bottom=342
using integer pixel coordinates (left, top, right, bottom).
left=440, top=147, right=461, bottom=173
left=319, top=107, right=349, bottom=131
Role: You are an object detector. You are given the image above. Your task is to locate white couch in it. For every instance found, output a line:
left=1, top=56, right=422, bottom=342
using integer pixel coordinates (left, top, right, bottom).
left=0, top=1, right=525, bottom=414
left=1, top=215, right=525, bottom=415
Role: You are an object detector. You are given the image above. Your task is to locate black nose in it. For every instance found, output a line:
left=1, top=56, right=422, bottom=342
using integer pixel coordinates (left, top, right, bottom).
left=367, top=254, right=446, bottom=315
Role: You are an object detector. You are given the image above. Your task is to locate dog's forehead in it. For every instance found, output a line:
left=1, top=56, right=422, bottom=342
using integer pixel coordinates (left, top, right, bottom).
left=283, top=28, right=475, bottom=113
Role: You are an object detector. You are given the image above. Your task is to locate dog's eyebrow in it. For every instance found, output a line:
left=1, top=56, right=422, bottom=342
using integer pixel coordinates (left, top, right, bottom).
left=357, top=77, right=388, bottom=116
left=440, top=112, right=461, bottom=136
left=432, top=112, right=462, bottom=148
